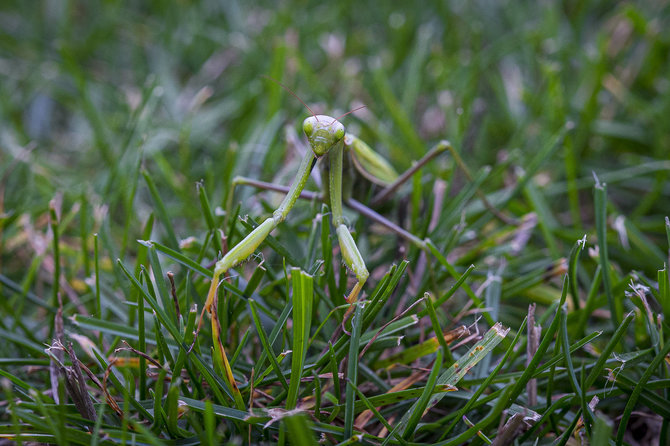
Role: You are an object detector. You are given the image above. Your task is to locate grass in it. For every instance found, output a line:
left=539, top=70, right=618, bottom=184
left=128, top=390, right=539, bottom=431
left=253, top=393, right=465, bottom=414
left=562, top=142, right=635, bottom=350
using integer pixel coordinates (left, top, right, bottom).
left=1, top=0, right=670, bottom=444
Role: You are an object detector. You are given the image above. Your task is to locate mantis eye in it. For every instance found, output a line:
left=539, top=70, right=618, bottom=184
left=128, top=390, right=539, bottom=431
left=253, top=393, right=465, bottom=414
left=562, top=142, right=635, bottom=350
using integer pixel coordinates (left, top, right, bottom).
left=334, top=127, right=345, bottom=141
left=303, top=119, right=314, bottom=137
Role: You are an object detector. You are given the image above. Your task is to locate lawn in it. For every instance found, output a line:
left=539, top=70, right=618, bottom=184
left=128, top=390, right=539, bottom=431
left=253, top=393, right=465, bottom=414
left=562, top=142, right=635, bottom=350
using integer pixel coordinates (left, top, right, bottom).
left=1, top=1, right=669, bottom=444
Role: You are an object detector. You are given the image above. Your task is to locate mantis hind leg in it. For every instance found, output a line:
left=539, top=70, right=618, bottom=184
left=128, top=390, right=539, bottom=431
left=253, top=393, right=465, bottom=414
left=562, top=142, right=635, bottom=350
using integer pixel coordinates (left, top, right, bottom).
left=370, top=140, right=451, bottom=206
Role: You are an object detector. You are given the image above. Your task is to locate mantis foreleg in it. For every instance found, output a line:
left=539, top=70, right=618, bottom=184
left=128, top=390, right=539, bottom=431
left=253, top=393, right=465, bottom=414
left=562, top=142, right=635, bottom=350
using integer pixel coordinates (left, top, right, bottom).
left=328, top=139, right=369, bottom=315
left=190, top=151, right=318, bottom=348
left=195, top=105, right=446, bottom=345
left=204, top=150, right=316, bottom=312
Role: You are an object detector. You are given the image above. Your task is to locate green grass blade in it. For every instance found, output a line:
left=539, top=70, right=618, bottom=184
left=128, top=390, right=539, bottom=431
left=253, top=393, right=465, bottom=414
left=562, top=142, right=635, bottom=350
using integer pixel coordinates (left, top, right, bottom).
left=197, top=181, right=217, bottom=232
left=567, top=236, right=586, bottom=311
left=283, top=412, right=317, bottom=446
left=423, top=293, right=454, bottom=364
left=560, top=304, right=592, bottom=435
left=344, top=302, right=364, bottom=440
left=142, top=169, right=179, bottom=250
left=659, top=265, right=670, bottom=322
left=594, top=174, right=619, bottom=328
left=419, top=264, right=476, bottom=313
left=371, top=66, right=424, bottom=160
left=402, top=349, right=442, bottom=440
left=248, top=298, right=289, bottom=391
left=425, top=240, right=493, bottom=326
left=591, top=415, right=613, bottom=446
left=349, top=383, right=409, bottom=446
left=584, top=312, right=634, bottom=389
left=48, top=201, right=60, bottom=328
left=286, top=268, right=313, bottom=410
left=616, top=339, right=670, bottom=445
left=505, top=275, right=569, bottom=406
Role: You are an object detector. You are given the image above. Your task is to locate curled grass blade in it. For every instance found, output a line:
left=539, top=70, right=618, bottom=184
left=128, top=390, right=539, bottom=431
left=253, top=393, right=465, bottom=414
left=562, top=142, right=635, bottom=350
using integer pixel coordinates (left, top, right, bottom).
left=397, top=322, right=510, bottom=435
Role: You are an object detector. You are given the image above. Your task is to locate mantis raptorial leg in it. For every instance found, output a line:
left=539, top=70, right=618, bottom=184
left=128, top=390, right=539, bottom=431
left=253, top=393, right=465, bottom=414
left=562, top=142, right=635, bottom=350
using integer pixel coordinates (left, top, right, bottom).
left=193, top=80, right=452, bottom=345
left=194, top=112, right=375, bottom=344
left=224, top=140, right=452, bottom=329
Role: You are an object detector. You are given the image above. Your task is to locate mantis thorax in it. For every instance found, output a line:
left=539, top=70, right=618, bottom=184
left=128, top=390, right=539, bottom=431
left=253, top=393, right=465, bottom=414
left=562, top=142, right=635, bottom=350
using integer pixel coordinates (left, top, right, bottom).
left=302, top=115, right=345, bottom=157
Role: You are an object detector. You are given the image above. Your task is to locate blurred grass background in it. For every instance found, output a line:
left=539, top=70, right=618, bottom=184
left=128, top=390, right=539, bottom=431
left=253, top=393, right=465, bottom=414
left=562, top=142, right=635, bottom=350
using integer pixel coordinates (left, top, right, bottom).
left=1, top=0, right=670, bottom=444
left=2, top=0, right=668, bottom=240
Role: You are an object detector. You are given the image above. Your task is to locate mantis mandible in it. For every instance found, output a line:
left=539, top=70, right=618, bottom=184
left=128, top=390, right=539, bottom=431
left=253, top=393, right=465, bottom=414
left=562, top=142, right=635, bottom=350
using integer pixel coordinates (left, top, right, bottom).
left=197, top=81, right=450, bottom=342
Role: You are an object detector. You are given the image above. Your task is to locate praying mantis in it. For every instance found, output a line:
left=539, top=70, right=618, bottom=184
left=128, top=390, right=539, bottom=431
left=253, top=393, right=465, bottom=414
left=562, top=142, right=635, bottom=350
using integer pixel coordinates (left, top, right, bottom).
left=198, top=81, right=450, bottom=340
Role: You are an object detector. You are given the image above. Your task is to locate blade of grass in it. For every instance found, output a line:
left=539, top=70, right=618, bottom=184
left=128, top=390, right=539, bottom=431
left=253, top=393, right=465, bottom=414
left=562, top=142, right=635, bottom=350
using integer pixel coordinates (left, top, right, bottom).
left=575, top=266, right=602, bottom=337
left=136, top=216, right=154, bottom=400
left=567, top=236, right=586, bottom=311
left=594, top=174, right=619, bottom=328
left=402, top=349, right=442, bottom=440
left=328, top=342, right=342, bottom=408
left=371, top=66, right=424, bottom=159
left=283, top=413, right=317, bottom=446
left=615, top=339, right=670, bottom=445
left=556, top=408, right=582, bottom=446
left=611, top=373, right=670, bottom=418
left=248, top=298, right=289, bottom=391
left=142, top=169, right=179, bottom=250
left=441, top=317, right=528, bottom=439
left=146, top=245, right=178, bottom=324
left=372, top=324, right=465, bottom=370
left=142, top=239, right=246, bottom=300
left=286, top=268, right=313, bottom=410
left=329, top=384, right=458, bottom=415
left=418, top=264, right=475, bottom=314
left=659, top=265, right=670, bottom=322
left=425, top=240, right=494, bottom=326
left=560, top=304, right=592, bottom=435
left=344, top=302, right=364, bottom=440
left=349, top=382, right=408, bottom=446
left=253, top=297, right=293, bottom=387
left=437, top=385, right=515, bottom=446
left=591, top=415, right=613, bottom=446
left=504, top=275, right=569, bottom=407
left=397, top=322, right=510, bottom=435
left=48, top=201, right=60, bottom=336
left=211, top=299, right=245, bottom=410
left=584, top=312, right=634, bottom=389
left=423, top=294, right=454, bottom=364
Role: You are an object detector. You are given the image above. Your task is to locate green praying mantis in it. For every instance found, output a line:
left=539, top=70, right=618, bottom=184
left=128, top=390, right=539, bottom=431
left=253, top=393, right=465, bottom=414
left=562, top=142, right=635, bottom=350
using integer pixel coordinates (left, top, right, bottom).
left=198, top=80, right=451, bottom=341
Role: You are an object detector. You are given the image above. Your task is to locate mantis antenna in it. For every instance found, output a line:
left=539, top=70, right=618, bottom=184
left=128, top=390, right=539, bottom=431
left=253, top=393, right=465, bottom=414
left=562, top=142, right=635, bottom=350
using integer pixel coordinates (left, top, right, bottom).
left=332, top=105, right=367, bottom=124
left=260, top=75, right=319, bottom=121
left=261, top=75, right=367, bottom=125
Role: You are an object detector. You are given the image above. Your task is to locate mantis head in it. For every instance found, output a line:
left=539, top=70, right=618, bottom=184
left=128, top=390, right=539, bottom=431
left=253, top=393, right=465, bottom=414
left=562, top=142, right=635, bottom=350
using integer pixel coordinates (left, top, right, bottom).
left=302, top=115, right=345, bottom=157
